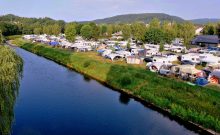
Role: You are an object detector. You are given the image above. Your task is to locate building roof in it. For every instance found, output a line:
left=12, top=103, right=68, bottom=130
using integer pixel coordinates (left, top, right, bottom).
left=192, top=35, right=220, bottom=44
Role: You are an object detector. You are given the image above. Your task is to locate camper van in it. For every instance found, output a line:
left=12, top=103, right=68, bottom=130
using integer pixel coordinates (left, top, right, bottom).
left=181, top=53, right=200, bottom=64
left=152, top=56, right=172, bottom=65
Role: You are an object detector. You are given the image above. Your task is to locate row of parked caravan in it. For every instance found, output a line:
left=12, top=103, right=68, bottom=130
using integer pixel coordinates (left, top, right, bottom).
left=146, top=53, right=220, bottom=86
left=23, top=35, right=99, bottom=52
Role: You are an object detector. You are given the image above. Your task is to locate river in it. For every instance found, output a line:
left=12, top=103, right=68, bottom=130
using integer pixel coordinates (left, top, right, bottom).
left=10, top=47, right=198, bottom=135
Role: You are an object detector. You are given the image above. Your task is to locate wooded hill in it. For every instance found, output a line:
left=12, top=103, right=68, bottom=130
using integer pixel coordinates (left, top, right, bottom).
left=84, top=13, right=185, bottom=24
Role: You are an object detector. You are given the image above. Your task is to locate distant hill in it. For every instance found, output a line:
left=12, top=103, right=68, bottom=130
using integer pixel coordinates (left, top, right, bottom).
left=190, top=18, right=220, bottom=24
left=0, top=14, right=65, bottom=25
left=88, top=13, right=185, bottom=24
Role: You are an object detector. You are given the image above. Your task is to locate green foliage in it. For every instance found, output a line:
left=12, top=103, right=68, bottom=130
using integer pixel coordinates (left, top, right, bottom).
left=65, top=23, right=77, bottom=42
left=162, top=21, right=176, bottom=44
left=121, top=24, right=131, bottom=40
left=100, top=25, right=107, bottom=36
left=88, top=22, right=100, bottom=40
left=126, top=40, right=131, bottom=49
left=107, top=25, right=113, bottom=36
left=0, top=46, right=23, bottom=135
left=159, top=43, right=164, bottom=52
left=177, top=22, right=195, bottom=47
left=0, top=30, right=3, bottom=44
left=34, top=27, right=43, bottom=35
left=131, top=22, right=146, bottom=41
left=0, top=22, right=21, bottom=36
left=91, top=13, right=184, bottom=24
left=0, top=14, right=64, bottom=36
left=203, top=23, right=216, bottom=35
left=75, top=23, right=83, bottom=35
left=80, top=25, right=93, bottom=40
left=51, top=24, right=62, bottom=35
left=217, top=23, right=220, bottom=37
left=144, top=28, right=165, bottom=44
left=149, top=18, right=161, bottom=29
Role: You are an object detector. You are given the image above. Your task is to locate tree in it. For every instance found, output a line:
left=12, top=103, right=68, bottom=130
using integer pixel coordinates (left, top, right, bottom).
left=33, top=27, right=42, bottom=35
left=127, top=40, right=131, bottom=50
left=51, top=24, right=61, bottom=35
left=86, top=22, right=100, bottom=40
left=149, top=18, right=160, bottom=29
left=75, top=23, right=83, bottom=35
left=0, top=30, right=3, bottom=44
left=178, top=22, right=195, bottom=47
left=0, top=22, right=21, bottom=36
left=131, top=22, right=146, bottom=42
left=107, top=25, right=113, bottom=37
left=159, top=43, right=164, bottom=52
left=161, top=21, right=176, bottom=44
left=144, top=28, right=165, bottom=44
left=203, top=23, right=216, bottom=35
left=80, top=25, right=93, bottom=40
left=65, top=23, right=76, bottom=42
left=122, top=25, right=131, bottom=40
left=43, top=25, right=52, bottom=35
left=100, top=25, right=107, bottom=36
left=0, top=46, right=23, bottom=135
left=216, top=23, right=220, bottom=37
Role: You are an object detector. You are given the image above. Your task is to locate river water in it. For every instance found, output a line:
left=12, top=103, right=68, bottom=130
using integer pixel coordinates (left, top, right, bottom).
left=10, top=47, right=198, bottom=135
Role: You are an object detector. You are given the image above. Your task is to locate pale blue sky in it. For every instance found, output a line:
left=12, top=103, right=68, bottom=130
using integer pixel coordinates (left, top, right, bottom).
left=0, top=0, right=219, bottom=22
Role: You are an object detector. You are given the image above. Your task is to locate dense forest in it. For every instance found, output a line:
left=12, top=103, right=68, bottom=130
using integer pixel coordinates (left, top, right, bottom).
left=85, top=13, right=185, bottom=24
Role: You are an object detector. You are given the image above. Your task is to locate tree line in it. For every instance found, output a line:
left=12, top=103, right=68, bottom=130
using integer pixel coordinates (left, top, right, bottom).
left=202, top=22, right=220, bottom=37
left=64, top=18, right=195, bottom=46
left=0, top=14, right=199, bottom=46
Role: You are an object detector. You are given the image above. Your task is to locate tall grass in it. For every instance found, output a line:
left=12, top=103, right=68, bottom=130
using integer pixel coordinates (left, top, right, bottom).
left=0, top=45, right=23, bottom=135
left=17, top=39, right=220, bottom=132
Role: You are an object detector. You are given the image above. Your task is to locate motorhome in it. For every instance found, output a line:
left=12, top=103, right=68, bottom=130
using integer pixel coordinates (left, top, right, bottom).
left=200, top=54, right=220, bottom=65
left=181, top=53, right=200, bottom=64
left=152, top=56, right=172, bottom=65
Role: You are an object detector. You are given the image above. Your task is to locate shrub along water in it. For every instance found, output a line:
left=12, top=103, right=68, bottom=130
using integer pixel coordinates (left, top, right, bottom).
left=0, top=45, right=23, bottom=135
left=14, top=39, right=220, bottom=133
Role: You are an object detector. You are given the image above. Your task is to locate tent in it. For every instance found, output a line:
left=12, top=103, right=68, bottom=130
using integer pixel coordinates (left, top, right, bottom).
left=147, top=62, right=164, bottom=72
left=195, top=78, right=209, bottom=86
left=208, top=69, right=220, bottom=84
left=97, top=49, right=105, bottom=53
left=127, top=56, right=143, bottom=64
left=49, top=41, right=59, bottom=46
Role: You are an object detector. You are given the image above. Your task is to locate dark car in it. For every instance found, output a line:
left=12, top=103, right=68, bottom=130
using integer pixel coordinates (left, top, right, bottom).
left=202, top=69, right=212, bottom=79
left=181, top=60, right=195, bottom=65
left=144, top=57, right=153, bottom=63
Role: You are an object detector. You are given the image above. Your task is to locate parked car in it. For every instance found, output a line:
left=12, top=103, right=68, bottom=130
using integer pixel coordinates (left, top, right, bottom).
left=144, top=57, right=153, bottom=63
left=159, top=65, right=172, bottom=76
left=181, top=60, right=195, bottom=65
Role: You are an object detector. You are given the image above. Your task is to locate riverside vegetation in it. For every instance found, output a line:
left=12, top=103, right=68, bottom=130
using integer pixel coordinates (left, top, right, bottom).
left=0, top=45, right=23, bottom=135
left=11, top=38, right=220, bottom=133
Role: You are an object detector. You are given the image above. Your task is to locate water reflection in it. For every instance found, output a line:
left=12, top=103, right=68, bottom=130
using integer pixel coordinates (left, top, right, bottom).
left=83, top=75, right=91, bottom=82
left=119, top=93, right=130, bottom=105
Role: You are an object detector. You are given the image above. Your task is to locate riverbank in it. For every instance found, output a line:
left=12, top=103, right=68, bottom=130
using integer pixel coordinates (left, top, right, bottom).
left=10, top=38, right=220, bottom=134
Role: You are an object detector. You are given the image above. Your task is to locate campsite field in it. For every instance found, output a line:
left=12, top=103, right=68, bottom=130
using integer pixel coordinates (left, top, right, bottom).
left=11, top=38, right=220, bottom=133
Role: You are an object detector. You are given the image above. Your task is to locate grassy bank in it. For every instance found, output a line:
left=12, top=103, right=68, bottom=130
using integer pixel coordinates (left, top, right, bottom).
left=12, top=38, right=220, bottom=133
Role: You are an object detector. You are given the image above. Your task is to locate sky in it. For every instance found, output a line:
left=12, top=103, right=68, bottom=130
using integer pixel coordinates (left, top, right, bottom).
left=0, top=0, right=220, bottom=22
